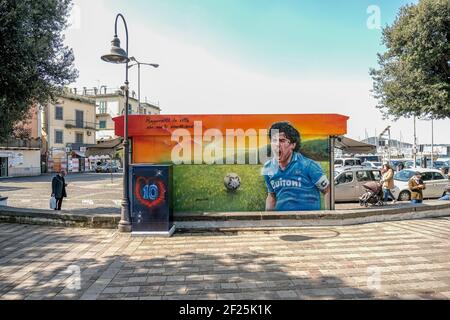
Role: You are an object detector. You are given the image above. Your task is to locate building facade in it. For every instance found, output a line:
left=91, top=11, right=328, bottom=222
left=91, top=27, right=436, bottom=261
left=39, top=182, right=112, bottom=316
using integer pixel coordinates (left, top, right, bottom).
left=42, top=92, right=97, bottom=173
left=0, top=104, right=42, bottom=178
left=72, top=87, right=161, bottom=141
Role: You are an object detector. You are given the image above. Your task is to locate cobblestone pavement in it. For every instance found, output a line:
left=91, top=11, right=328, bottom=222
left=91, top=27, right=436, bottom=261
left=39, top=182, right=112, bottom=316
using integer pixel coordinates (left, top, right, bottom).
left=1, top=218, right=450, bottom=300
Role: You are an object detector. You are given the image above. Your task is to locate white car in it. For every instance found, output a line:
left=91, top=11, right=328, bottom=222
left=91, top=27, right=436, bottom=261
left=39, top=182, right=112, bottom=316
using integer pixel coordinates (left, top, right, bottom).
left=334, top=167, right=384, bottom=202
left=334, top=158, right=362, bottom=168
left=361, top=161, right=383, bottom=170
left=392, top=168, right=450, bottom=201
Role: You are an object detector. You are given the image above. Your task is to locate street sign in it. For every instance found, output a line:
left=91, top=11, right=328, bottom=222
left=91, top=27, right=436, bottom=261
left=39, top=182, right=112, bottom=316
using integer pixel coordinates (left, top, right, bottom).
left=65, top=147, right=71, bottom=153
left=80, top=147, right=87, bottom=153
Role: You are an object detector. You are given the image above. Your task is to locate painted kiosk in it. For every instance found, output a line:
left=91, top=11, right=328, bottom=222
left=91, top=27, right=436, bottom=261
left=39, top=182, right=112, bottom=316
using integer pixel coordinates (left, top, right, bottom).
left=114, top=114, right=348, bottom=234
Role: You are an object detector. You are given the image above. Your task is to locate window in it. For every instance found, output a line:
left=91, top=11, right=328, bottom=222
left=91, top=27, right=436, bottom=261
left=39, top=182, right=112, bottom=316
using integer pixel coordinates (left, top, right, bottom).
left=356, top=171, right=371, bottom=182
left=432, top=172, right=445, bottom=180
left=334, top=160, right=343, bottom=166
left=98, top=101, right=107, bottom=114
left=421, top=172, right=433, bottom=181
left=75, top=110, right=84, bottom=128
left=99, top=120, right=107, bottom=129
left=336, top=172, right=353, bottom=185
left=344, top=159, right=362, bottom=166
left=394, top=170, right=414, bottom=182
left=55, top=106, right=63, bottom=120
left=372, top=171, right=382, bottom=181
left=75, top=133, right=83, bottom=144
left=55, top=130, right=63, bottom=144
left=128, top=104, right=132, bottom=114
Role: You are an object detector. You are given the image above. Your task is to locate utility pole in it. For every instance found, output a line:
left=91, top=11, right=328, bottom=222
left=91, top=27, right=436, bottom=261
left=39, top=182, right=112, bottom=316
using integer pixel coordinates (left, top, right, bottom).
left=413, top=116, right=417, bottom=168
left=400, top=131, right=403, bottom=157
left=379, top=126, right=391, bottom=162
left=431, top=119, right=434, bottom=168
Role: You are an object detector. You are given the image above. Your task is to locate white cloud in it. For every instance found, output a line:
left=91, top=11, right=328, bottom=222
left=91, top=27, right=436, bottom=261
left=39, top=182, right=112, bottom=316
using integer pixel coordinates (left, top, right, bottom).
left=65, top=0, right=449, bottom=145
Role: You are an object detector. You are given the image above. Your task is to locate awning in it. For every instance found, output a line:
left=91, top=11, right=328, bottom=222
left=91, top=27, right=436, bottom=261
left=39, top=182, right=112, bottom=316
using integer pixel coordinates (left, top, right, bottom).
left=72, top=151, right=86, bottom=158
left=334, top=136, right=376, bottom=154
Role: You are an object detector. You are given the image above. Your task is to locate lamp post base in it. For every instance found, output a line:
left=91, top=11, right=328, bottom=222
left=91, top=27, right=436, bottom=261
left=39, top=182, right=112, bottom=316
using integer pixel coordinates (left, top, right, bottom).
left=118, top=221, right=132, bottom=233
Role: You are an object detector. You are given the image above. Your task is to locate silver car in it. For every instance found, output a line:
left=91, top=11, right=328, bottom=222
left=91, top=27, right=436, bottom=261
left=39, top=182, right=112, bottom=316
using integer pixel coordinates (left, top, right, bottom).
left=334, top=167, right=383, bottom=202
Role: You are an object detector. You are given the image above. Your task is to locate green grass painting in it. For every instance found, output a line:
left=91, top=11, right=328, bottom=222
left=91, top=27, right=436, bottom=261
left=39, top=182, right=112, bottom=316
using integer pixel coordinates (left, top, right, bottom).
left=173, top=162, right=330, bottom=213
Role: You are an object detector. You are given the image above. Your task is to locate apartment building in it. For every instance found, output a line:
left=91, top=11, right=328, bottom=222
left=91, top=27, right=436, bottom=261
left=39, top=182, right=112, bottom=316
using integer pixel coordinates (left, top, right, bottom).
left=72, top=87, right=161, bottom=141
left=42, top=92, right=97, bottom=173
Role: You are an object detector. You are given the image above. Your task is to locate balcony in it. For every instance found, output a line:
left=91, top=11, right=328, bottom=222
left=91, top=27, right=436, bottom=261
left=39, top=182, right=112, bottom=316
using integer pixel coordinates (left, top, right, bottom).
left=0, top=138, right=42, bottom=149
left=65, top=120, right=97, bottom=131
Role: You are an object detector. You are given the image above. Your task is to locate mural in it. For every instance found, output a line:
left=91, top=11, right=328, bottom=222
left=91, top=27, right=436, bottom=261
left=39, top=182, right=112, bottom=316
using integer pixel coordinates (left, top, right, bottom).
left=114, top=114, right=348, bottom=213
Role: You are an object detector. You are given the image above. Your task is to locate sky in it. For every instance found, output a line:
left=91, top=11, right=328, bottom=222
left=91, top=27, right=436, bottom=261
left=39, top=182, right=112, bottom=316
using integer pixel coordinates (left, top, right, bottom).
left=64, top=0, right=449, bottom=145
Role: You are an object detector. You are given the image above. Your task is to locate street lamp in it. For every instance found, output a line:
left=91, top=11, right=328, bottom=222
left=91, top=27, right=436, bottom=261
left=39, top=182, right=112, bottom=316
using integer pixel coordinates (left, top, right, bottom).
left=101, top=13, right=131, bottom=233
left=128, top=57, right=159, bottom=114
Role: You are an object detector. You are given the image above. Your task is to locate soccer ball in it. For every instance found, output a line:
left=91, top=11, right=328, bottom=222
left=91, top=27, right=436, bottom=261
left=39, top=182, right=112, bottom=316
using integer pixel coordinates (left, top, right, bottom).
left=224, top=173, right=241, bottom=191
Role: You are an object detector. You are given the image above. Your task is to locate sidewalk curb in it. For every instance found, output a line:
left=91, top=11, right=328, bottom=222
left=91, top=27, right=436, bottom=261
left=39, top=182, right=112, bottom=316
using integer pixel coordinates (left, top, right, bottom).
left=0, top=207, right=120, bottom=229
left=1, top=202, right=449, bottom=231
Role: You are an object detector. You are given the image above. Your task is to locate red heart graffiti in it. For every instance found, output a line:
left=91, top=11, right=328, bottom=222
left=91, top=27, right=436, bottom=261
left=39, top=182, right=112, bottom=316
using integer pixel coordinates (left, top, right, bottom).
left=134, top=176, right=166, bottom=209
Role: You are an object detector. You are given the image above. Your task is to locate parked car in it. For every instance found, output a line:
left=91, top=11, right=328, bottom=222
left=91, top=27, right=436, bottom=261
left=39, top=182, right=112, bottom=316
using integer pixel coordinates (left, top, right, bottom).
left=95, top=163, right=119, bottom=173
left=361, top=161, right=383, bottom=170
left=334, top=167, right=384, bottom=202
left=404, top=160, right=421, bottom=169
left=426, top=160, right=447, bottom=170
left=334, top=158, right=362, bottom=168
left=392, top=168, right=450, bottom=201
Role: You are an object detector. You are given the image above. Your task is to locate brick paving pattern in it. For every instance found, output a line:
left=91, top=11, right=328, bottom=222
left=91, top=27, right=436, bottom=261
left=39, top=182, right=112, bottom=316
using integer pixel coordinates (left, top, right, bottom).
left=1, top=217, right=450, bottom=300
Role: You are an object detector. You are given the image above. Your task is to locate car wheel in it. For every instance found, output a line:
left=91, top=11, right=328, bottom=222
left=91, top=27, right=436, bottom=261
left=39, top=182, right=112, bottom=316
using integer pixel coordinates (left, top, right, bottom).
left=399, top=191, right=411, bottom=201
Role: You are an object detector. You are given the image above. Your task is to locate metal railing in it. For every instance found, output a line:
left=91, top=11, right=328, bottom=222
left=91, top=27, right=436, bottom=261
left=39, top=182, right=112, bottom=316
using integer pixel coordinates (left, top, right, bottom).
left=0, top=138, right=42, bottom=149
left=65, top=120, right=97, bottom=131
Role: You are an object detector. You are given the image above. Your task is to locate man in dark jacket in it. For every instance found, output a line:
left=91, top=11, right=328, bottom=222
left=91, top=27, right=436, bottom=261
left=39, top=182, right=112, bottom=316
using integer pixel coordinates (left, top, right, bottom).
left=51, top=170, right=67, bottom=210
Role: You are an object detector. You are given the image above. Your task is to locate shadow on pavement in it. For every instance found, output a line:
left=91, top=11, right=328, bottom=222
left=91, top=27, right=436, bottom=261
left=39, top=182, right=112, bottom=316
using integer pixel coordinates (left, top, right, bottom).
left=0, top=224, right=379, bottom=300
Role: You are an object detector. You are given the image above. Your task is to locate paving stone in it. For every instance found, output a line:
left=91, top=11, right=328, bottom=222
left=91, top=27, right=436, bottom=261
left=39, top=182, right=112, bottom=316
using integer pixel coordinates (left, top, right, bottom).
left=1, top=218, right=450, bottom=300
left=121, top=286, right=140, bottom=293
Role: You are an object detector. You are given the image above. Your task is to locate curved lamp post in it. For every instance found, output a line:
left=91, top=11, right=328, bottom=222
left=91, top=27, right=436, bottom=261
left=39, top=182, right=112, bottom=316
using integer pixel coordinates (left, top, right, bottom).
left=128, top=57, right=159, bottom=113
left=101, top=13, right=132, bottom=232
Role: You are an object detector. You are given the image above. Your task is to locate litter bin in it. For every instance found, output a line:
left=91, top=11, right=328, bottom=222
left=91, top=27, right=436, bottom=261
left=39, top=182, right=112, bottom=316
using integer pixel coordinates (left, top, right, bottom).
left=130, top=164, right=174, bottom=236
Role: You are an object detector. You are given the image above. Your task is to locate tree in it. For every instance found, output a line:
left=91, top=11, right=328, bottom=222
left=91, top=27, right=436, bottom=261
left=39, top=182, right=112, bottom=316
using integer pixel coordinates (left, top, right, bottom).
left=370, top=0, right=450, bottom=120
left=0, top=0, right=78, bottom=141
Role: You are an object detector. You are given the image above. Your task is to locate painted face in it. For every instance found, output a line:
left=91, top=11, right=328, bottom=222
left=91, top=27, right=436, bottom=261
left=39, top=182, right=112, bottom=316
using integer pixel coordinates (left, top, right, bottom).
left=271, top=132, right=296, bottom=165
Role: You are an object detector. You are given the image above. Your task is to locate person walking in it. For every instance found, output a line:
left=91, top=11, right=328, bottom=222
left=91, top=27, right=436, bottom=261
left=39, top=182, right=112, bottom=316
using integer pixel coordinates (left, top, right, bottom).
left=381, top=163, right=396, bottom=204
left=51, top=170, right=67, bottom=210
left=408, top=171, right=425, bottom=204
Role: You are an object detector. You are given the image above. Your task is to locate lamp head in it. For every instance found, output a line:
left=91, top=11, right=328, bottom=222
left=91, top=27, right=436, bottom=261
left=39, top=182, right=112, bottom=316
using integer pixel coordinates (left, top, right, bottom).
left=101, top=36, right=129, bottom=64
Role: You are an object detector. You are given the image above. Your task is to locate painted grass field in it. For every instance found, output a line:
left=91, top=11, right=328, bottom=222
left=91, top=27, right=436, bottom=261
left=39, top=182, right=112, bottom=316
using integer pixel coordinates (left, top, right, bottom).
left=173, top=162, right=329, bottom=213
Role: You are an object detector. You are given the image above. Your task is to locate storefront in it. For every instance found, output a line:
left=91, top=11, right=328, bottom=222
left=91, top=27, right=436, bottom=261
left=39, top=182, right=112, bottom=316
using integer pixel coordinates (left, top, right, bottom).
left=114, top=114, right=348, bottom=214
left=0, top=150, right=40, bottom=178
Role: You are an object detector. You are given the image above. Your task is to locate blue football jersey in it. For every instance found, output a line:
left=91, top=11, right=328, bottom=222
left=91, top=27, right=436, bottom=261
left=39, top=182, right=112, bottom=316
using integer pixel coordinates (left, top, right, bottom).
left=262, top=152, right=329, bottom=211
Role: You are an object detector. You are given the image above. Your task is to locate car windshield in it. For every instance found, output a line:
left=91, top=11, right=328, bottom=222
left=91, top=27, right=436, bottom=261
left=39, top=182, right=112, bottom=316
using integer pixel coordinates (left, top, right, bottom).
left=373, top=162, right=382, bottom=167
left=394, top=170, right=415, bottom=182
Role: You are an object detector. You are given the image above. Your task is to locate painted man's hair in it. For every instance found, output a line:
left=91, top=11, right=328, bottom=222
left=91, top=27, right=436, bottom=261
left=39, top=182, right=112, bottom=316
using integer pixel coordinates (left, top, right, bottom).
left=269, top=121, right=301, bottom=152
